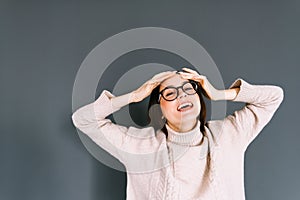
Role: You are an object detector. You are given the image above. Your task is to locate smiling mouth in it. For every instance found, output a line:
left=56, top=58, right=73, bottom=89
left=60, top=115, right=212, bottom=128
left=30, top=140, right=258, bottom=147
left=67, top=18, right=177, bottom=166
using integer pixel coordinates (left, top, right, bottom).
left=177, top=102, right=193, bottom=111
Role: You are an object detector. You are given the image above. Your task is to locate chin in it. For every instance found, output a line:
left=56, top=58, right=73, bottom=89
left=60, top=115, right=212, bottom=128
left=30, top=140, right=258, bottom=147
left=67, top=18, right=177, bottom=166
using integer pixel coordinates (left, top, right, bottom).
left=176, top=113, right=199, bottom=123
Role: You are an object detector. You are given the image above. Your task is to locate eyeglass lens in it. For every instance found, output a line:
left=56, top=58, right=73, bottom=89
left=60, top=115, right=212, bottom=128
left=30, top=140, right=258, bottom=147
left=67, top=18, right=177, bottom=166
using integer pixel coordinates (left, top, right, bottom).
left=161, top=82, right=197, bottom=101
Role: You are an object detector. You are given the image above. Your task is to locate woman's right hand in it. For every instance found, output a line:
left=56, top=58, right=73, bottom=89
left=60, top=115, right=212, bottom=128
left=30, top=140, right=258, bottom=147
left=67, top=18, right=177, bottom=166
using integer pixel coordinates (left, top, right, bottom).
left=130, top=71, right=176, bottom=103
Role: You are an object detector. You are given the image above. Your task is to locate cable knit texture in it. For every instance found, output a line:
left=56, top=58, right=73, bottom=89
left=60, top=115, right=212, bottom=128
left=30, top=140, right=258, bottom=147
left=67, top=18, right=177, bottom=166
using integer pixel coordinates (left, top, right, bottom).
left=72, top=79, right=284, bottom=200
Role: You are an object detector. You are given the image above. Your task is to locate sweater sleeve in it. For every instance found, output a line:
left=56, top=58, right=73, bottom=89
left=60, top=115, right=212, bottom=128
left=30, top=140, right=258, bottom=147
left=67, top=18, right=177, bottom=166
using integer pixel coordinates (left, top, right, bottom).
left=211, top=78, right=284, bottom=150
left=71, top=90, right=158, bottom=163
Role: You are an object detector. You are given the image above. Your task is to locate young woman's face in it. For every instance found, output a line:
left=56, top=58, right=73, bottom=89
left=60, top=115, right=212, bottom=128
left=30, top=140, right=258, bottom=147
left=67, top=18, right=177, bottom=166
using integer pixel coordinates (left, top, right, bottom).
left=159, top=74, right=201, bottom=129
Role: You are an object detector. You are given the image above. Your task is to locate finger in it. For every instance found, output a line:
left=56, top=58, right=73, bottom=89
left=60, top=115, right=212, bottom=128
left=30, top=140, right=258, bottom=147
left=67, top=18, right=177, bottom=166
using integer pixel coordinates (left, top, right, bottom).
left=179, top=72, right=196, bottom=78
left=152, top=71, right=176, bottom=82
left=182, top=67, right=199, bottom=75
left=153, top=70, right=176, bottom=77
left=179, top=73, right=206, bottom=84
left=179, top=71, right=206, bottom=79
left=179, top=73, right=198, bottom=82
left=146, top=74, right=175, bottom=89
left=178, top=72, right=194, bottom=77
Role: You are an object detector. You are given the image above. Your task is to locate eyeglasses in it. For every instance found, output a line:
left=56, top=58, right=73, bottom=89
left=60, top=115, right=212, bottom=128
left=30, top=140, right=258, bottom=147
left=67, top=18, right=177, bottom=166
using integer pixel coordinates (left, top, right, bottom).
left=158, top=81, right=198, bottom=102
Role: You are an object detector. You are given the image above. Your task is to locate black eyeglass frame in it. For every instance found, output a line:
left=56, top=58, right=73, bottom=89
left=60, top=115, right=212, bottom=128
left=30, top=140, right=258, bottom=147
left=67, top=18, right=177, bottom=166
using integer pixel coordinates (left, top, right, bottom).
left=158, top=81, right=198, bottom=102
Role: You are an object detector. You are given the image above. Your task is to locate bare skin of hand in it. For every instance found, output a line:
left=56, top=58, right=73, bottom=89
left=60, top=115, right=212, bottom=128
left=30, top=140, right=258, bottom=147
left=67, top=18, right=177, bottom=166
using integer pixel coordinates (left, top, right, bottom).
left=130, top=71, right=177, bottom=103
left=179, top=67, right=239, bottom=101
left=111, top=68, right=239, bottom=109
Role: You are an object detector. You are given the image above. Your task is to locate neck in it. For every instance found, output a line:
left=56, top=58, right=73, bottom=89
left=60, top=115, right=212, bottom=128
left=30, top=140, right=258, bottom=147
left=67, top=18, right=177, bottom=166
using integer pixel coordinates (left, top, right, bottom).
left=166, top=119, right=198, bottom=133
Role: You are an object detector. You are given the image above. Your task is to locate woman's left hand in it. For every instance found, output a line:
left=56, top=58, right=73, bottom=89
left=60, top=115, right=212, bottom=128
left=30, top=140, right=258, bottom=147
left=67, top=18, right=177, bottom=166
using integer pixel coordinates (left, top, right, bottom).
left=178, top=67, right=222, bottom=100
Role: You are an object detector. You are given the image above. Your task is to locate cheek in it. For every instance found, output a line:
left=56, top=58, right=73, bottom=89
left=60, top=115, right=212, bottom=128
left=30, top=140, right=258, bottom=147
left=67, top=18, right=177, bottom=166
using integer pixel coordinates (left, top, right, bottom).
left=160, top=101, right=177, bottom=116
left=193, top=96, right=201, bottom=112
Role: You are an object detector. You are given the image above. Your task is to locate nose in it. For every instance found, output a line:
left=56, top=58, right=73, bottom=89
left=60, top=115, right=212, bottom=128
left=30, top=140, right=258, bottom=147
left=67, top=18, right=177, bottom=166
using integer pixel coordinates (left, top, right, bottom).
left=178, top=88, right=187, bottom=99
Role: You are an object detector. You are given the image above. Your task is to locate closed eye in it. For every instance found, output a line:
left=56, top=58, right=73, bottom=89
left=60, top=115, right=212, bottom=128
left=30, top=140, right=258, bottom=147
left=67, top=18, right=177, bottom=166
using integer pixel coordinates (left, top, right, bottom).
left=166, top=92, right=175, bottom=96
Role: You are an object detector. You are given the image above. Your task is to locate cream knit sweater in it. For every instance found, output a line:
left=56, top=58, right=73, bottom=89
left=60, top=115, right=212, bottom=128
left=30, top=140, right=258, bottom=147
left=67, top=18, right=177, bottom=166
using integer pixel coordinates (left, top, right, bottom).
left=72, top=79, right=284, bottom=200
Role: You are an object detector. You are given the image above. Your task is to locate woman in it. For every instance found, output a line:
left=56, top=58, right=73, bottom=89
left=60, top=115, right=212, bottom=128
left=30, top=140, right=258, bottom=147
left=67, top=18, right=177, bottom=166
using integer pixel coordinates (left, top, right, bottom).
left=72, top=67, right=284, bottom=200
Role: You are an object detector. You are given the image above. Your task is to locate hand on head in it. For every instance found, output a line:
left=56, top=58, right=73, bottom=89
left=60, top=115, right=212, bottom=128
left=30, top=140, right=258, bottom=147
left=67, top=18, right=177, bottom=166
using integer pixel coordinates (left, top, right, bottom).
left=131, top=67, right=219, bottom=103
left=178, top=67, right=218, bottom=100
left=130, top=71, right=177, bottom=103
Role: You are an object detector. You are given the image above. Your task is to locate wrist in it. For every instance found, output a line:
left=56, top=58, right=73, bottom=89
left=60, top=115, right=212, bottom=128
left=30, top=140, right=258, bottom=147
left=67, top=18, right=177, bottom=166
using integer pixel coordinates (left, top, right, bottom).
left=129, top=91, right=136, bottom=103
left=212, top=88, right=239, bottom=101
left=213, top=89, right=225, bottom=101
left=224, top=88, right=240, bottom=100
left=111, top=92, right=133, bottom=108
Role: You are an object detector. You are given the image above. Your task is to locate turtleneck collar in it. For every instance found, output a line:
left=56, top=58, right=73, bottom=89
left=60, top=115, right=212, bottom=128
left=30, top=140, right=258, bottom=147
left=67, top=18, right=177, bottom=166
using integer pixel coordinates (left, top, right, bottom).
left=165, top=120, right=203, bottom=146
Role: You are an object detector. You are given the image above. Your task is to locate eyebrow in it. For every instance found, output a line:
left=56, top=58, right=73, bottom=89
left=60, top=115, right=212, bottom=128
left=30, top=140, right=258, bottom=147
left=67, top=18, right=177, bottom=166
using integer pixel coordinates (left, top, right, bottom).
left=160, top=81, right=190, bottom=91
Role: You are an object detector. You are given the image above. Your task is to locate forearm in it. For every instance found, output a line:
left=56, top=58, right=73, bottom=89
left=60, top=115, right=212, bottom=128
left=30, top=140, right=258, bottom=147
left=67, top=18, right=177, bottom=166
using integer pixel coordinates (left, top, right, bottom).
left=72, top=90, right=131, bottom=127
left=214, top=88, right=240, bottom=101
left=216, top=79, right=284, bottom=148
left=110, top=92, right=134, bottom=109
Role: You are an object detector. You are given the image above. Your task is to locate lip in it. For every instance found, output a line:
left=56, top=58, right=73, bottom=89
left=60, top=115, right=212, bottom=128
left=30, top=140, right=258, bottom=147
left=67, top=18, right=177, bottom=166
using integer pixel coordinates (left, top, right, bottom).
left=177, top=101, right=193, bottom=111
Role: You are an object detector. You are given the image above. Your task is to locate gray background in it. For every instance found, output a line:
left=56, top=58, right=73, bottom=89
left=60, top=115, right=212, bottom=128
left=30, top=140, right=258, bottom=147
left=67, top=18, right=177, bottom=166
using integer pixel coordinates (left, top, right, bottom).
left=1, top=0, right=299, bottom=200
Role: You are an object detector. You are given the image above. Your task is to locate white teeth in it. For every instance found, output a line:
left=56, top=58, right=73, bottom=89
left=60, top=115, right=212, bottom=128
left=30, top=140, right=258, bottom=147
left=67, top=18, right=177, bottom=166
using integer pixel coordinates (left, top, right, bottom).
left=177, top=102, right=193, bottom=110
